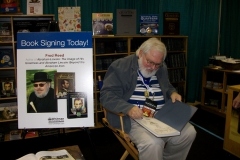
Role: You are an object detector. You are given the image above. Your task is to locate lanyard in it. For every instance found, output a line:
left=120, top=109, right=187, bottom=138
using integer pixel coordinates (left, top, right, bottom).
left=137, top=70, right=155, bottom=99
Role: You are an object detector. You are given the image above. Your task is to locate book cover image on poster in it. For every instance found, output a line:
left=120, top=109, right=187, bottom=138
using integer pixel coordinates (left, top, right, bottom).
left=139, top=14, right=159, bottom=35
left=163, top=12, right=180, bottom=35
left=54, top=72, right=75, bottom=99
left=58, top=7, right=81, bottom=32
left=67, top=92, right=88, bottom=119
left=92, top=13, right=113, bottom=35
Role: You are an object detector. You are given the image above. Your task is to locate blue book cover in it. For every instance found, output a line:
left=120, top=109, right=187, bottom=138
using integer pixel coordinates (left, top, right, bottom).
left=0, top=46, right=14, bottom=68
left=134, top=100, right=197, bottom=137
left=139, top=14, right=159, bottom=35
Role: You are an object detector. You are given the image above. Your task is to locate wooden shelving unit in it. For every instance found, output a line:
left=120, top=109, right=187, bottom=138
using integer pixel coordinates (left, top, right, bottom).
left=0, top=14, right=55, bottom=141
left=200, top=66, right=240, bottom=117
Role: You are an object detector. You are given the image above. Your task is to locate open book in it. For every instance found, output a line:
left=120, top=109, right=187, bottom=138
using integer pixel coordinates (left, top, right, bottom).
left=17, top=149, right=74, bottom=160
left=134, top=100, right=198, bottom=137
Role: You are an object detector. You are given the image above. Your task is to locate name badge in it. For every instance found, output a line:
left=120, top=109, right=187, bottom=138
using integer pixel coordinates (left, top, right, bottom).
left=142, top=98, right=157, bottom=117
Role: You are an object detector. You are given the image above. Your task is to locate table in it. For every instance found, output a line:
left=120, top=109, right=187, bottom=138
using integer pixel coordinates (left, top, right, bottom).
left=49, top=145, right=85, bottom=160
left=224, top=85, right=240, bottom=158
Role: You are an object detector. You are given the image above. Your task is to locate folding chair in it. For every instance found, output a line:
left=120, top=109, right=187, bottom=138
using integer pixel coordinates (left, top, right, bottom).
left=102, top=108, right=139, bottom=160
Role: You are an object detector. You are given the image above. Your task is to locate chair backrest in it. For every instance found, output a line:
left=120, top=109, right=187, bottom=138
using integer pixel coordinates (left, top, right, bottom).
left=102, top=108, right=139, bottom=160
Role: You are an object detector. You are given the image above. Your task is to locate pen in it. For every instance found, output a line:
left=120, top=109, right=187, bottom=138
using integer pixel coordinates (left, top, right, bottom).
left=137, top=102, right=140, bottom=108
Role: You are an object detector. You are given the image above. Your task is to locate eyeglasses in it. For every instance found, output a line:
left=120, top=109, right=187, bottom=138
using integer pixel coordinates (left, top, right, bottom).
left=33, top=82, right=47, bottom=87
left=143, top=54, right=162, bottom=68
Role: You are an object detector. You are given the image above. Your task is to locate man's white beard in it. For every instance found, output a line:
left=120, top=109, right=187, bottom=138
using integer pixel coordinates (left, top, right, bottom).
left=138, top=58, right=158, bottom=78
left=35, top=87, right=49, bottom=98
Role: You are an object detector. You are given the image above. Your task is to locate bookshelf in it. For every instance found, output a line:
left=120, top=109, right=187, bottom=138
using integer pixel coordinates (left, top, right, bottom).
left=200, top=66, right=240, bottom=117
left=0, top=14, right=55, bottom=141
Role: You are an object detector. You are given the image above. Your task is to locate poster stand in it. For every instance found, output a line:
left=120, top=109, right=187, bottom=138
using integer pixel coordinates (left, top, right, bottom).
left=83, top=127, right=98, bottom=159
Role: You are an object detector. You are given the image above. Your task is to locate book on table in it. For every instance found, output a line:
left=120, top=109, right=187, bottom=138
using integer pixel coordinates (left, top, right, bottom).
left=17, top=149, right=74, bottom=160
left=134, top=100, right=197, bottom=137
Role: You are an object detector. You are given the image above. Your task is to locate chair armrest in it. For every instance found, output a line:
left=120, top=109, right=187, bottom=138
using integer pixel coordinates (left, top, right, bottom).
left=103, top=107, right=125, bottom=117
left=103, top=108, right=126, bottom=133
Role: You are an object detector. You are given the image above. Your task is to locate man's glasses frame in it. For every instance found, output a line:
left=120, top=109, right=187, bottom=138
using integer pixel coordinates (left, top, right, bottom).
left=33, top=82, right=47, bottom=87
left=143, top=54, right=163, bottom=68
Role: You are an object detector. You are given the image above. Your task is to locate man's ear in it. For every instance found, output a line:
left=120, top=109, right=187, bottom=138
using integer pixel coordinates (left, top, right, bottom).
left=139, top=50, right=143, bottom=58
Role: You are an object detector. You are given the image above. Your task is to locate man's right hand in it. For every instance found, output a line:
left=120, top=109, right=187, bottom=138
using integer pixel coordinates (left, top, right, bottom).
left=128, top=106, right=143, bottom=119
left=233, top=93, right=240, bottom=109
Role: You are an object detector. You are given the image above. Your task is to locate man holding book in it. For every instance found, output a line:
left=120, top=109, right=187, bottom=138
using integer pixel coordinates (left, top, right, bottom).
left=100, top=38, right=196, bottom=160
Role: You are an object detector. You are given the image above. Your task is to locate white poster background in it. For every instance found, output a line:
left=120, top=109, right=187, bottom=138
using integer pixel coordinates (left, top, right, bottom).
left=17, top=32, right=94, bottom=129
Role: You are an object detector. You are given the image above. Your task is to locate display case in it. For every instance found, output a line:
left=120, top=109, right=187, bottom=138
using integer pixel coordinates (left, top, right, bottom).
left=201, top=66, right=240, bottom=117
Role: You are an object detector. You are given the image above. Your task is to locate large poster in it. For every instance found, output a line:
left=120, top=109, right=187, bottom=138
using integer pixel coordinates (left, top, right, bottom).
left=17, top=32, right=93, bottom=129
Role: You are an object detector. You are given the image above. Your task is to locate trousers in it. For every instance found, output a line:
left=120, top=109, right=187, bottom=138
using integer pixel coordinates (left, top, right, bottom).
left=128, top=119, right=196, bottom=160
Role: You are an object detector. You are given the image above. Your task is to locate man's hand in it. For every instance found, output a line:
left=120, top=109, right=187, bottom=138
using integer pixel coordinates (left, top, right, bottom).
left=128, top=106, right=143, bottom=119
left=170, top=92, right=182, bottom=103
left=233, top=93, right=240, bottom=109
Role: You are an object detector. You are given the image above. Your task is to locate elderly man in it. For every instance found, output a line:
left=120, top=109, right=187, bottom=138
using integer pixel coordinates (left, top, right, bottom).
left=27, top=72, right=57, bottom=113
left=100, top=38, right=196, bottom=160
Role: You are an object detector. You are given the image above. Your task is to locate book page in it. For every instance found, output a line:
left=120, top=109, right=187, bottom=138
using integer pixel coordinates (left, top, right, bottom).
left=134, top=116, right=180, bottom=137
left=35, top=149, right=74, bottom=160
left=17, top=153, right=37, bottom=160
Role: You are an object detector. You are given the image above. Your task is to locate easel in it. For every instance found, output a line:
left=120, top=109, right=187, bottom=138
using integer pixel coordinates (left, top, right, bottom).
left=83, top=127, right=98, bottom=159
left=61, top=127, right=98, bottom=159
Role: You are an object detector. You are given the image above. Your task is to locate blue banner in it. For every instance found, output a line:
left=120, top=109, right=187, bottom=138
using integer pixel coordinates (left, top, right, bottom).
left=17, top=32, right=92, bottom=49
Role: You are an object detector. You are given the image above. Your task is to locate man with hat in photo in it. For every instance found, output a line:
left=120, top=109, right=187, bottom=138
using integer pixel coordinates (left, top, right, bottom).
left=27, top=72, right=58, bottom=113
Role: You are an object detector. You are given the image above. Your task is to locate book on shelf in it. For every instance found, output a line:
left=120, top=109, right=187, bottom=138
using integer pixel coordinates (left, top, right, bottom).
left=0, top=103, right=18, bottom=120
left=0, top=77, right=16, bottom=98
left=163, top=12, right=180, bottom=35
left=23, top=129, right=38, bottom=139
left=13, top=18, right=51, bottom=40
left=10, top=130, right=22, bottom=140
left=0, top=0, right=20, bottom=13
left=58, top=7, right=81, bottom=32
left=134, top=100, right=197, bottom=137
left=139, top=14, right=159, bottom=35
left=0, top=21, right=11, bottom=36
left=92, top=13, right=113, bottom=35
left=0, top=46, right=14, bottom=68
left=116, top=9, right=136, bottom=35
left=17, top=149, right=75, bottom=160
left=27, top=0, right=43, bottom=15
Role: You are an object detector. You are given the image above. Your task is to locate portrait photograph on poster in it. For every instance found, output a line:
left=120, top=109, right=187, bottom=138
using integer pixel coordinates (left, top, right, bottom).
left=67, top=92, right=87, bottom=119
left=26, top=69, right=57, bottom=113
left=54, top=72, right=75, bottom=99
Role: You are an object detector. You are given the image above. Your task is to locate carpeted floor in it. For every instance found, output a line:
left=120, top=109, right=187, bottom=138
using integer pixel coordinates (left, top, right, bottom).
left=0, top=107, right=240, bottom=160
